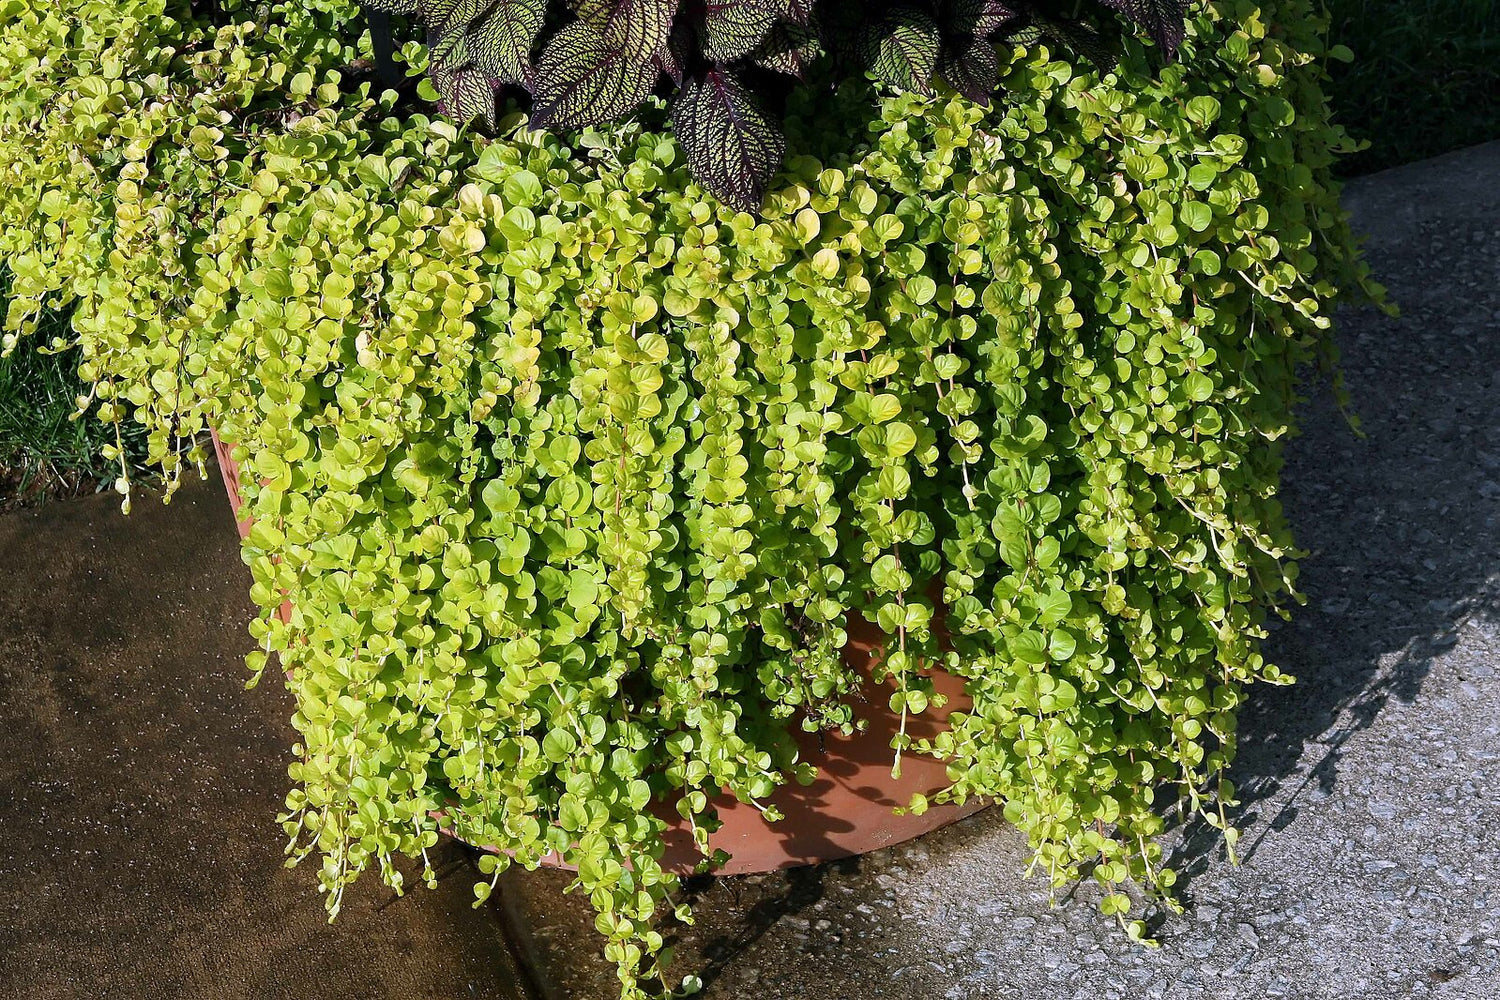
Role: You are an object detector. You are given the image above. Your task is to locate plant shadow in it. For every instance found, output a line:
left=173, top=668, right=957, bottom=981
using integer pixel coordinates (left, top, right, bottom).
left=663, top=856, right=861, bottom=994
left=1165, top=217, right=1500, bottom=900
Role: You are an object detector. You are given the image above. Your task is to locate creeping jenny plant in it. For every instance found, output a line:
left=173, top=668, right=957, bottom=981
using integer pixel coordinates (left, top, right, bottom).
left=0, top=0, right=1376, bottom=994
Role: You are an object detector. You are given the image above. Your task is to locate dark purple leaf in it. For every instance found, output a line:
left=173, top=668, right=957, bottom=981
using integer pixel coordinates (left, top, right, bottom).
left=468, top=0, right=548, bottom=85
left=672, top=68, right=787, bottom=213
left=361, top=0, right=424, bottom=13
left=1031, top=12, right=1117, bottom=70
left=751, top=20, right=821, bottom=79
left=865, top=4, right=942, bottom=96
left=940, top=0, right=1018, bottom=39
left=530, top=20, right=659, bottom=129
left=447, top=65, right=498, bottom=126
left=429, top=0, right=486, bottom=38
left=577, top=0, right=681, bottom=61
left=937, top=31, right=998, bottom=103
left=782, top=0, right=814, bottom=25
left=654, top=18, right=693, bottom=83
left=701, top=0, right=783, bottom=63
left=1098, top=0, right=1190, bottom=59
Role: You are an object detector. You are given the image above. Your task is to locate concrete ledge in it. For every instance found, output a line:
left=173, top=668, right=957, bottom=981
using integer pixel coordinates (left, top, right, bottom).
left=0, top=485, right=529, bottom=1000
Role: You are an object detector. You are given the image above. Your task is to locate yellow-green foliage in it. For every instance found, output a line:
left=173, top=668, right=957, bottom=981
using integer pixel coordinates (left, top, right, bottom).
left=0, top=1, right=1375, bottom=995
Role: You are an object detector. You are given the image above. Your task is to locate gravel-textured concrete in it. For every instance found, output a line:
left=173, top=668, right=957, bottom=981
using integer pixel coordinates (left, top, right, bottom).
left=497, top=142, right=1500, bottom=999
left=0, top=484, right=528, bottom=1000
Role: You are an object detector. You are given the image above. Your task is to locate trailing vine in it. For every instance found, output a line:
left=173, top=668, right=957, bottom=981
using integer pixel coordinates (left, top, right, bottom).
left=0, top=0, right=1376, bottom=995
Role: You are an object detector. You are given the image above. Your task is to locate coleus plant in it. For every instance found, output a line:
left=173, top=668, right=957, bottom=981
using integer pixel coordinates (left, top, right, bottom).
left=362, top=0, right=1190, bottom=210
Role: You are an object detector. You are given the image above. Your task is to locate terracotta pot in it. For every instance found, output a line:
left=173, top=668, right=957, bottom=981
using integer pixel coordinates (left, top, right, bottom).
left=211, top=429, right=985, bottom=874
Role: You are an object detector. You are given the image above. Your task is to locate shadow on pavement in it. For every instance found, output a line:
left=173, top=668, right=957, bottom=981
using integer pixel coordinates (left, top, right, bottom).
left=1170, top=194, right=1500, bottom=896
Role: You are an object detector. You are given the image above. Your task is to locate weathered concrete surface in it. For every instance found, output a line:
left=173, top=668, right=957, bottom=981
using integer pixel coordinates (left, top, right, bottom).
left=0, top=484, right=528, bottom=1000
left=498, top=141, right=1500, bottom=999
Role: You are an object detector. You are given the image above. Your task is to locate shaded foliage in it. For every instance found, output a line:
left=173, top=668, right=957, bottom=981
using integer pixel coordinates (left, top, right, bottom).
left=364, top=0, right=1189, bottom=209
